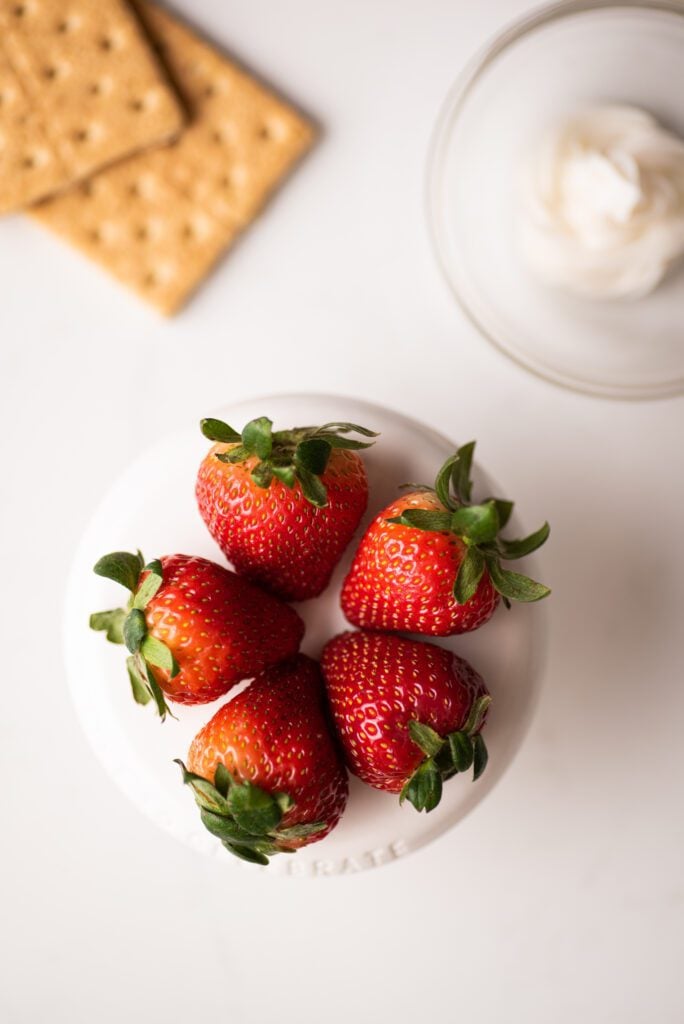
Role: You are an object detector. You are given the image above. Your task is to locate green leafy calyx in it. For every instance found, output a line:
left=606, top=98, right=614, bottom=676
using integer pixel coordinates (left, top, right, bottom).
left=90, top=551, right=178, bottom=721
left=387, top=441, right=551, bottom=606
left=175, top=760, right=326, bottom=866
left=399, top=694, right=492, bottom=813
left=201, top=416, right=378, bottom=509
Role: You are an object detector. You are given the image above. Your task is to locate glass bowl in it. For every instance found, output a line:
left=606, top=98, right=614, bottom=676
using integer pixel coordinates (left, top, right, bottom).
left=428, top=0, right=684, bottom=400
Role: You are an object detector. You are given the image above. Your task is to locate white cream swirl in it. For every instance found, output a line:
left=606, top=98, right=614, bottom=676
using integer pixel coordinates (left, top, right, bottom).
left=520, top=105, right=684, bottom=299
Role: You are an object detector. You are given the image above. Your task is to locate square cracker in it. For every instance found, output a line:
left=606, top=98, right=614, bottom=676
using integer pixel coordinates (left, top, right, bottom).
left=0, top=0, right=185, bottom=213
left=31, top=2, right=315, bottom=314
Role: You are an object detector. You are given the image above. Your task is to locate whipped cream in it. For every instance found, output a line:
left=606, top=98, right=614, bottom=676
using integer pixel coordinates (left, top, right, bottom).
left=520, top=105, right=684, bottom=299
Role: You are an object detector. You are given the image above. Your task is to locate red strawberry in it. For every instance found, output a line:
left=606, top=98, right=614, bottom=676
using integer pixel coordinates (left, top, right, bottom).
left=322, top=630, right=491, bottom=811
left=196, top=416, right=376, bottom=601
left=177, top=655, right=349, bottom=865
left=90, top=551, right=304, bottom=718
left=341, top=441, right=550, bottom=636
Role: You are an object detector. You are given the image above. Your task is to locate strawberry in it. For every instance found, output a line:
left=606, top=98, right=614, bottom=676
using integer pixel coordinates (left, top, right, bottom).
left=90, top=551, right=304, bottom=719
left=321, top=630, right=491, bottom=812
left=341, top=441, right=550, bottom=636
left=176, top=655, right=349, bottom=865
left=196, top=416, right=376, bottom=601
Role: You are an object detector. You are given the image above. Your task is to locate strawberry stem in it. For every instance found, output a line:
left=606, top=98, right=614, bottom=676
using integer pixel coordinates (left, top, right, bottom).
left=175, top=760, right=324, bottom=865
left=400, top=694, right=492, bottom=812
left=90, top=551, right=176, bottom=721
left=387, top=441, right=551, bottom=606
left=200, top=416, right=378, bottom=508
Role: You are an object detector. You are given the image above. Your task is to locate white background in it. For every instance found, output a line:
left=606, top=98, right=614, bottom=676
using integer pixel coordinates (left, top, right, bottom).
left=1, top=2, right=682, bottom=1022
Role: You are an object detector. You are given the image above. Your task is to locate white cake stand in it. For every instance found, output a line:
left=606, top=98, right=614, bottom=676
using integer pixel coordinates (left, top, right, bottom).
left=63, top=394, right=547, bottom=876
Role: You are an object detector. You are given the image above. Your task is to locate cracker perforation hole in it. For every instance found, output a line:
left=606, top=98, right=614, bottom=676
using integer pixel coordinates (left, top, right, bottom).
left=21, top=150, right=48, bottom=170
left=135, top=225, right=149, bottom=242
left=129, top=97, right=153, bottom=114
left=73, top=128, right=89, bottom=143
left=88, top=80, right=111, bottom=97
left=99, top=37, right=115, bottom=53
left=12, top=4, right=27, bottom=17
left=142, top=271, right=157, bottom=288
left=262, top=120, right=289, bottom=143
left=211, top=123, right=238, bottom=147
left=43, top=66, right=58, bottom=81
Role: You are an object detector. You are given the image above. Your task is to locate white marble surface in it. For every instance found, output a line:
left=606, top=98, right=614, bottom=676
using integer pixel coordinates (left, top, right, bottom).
left=0, top=2, right=682, bottom=1022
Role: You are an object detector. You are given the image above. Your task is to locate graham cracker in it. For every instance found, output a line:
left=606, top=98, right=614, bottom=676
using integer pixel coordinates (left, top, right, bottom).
left=31, top=2, right=315, bottom=314
left=0, top=0, right=185, bottom=213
